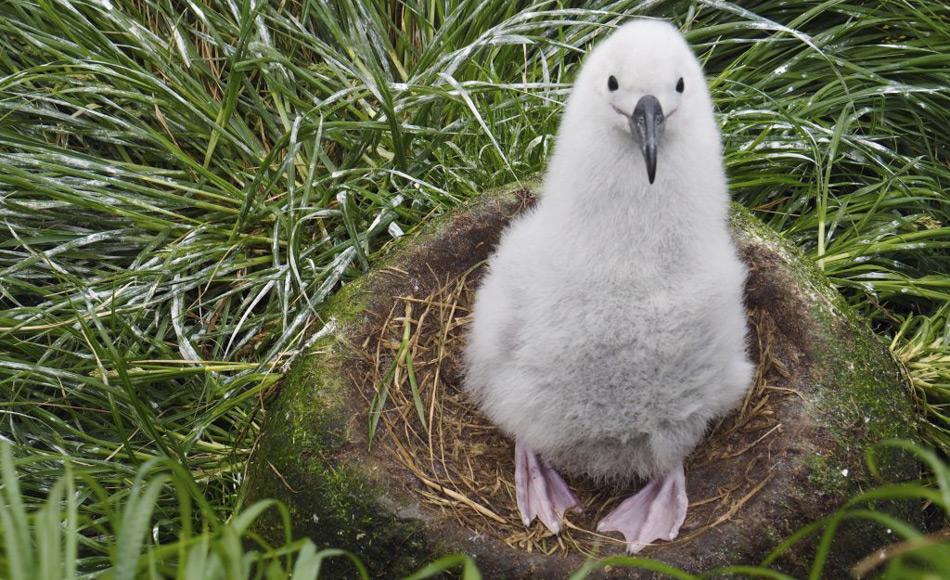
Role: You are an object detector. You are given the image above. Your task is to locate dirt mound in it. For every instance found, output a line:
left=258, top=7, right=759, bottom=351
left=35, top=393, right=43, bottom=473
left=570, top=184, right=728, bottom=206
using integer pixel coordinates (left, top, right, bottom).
left=244, top=185, right=920, bottom=578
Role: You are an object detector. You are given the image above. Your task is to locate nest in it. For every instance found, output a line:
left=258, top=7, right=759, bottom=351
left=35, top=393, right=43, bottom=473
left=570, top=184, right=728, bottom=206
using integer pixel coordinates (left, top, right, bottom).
left=350, top=260, right=798, bottom=557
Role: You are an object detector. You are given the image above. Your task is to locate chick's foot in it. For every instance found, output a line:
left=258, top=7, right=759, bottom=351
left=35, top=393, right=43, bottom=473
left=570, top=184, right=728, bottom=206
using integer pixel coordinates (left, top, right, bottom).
left=514, top=441, right=579, bottom=534
left=596, top=462, right=688, bottom=553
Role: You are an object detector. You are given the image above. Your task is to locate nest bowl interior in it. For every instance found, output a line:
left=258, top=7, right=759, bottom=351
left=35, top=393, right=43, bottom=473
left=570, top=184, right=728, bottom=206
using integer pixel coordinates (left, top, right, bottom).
left=340, top=189, right=822, bottom=565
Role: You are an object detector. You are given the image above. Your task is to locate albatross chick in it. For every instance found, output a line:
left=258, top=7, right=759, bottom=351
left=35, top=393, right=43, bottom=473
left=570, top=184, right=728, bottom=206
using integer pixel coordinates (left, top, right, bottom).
left=464, top=19, right=753, bottom=553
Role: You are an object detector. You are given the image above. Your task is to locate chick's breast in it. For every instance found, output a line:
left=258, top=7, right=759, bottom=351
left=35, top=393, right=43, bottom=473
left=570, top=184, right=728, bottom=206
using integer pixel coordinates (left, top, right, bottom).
left=465, top=225, right=751, bottom=480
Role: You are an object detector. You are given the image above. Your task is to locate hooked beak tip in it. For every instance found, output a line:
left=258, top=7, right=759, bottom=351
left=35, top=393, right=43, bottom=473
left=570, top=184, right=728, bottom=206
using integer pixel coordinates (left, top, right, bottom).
left=631, top=95, right=664, bottom=186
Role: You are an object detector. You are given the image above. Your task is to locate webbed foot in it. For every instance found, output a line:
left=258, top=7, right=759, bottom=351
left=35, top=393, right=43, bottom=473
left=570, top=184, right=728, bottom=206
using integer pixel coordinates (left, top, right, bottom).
left=514, top=441, right=579, bottom=533
left=596, top=462, right=687, bottom=553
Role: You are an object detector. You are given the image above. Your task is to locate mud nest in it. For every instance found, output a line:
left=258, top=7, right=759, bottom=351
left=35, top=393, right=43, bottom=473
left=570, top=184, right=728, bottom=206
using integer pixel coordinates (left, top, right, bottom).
left=245, top=188, right=921, bottom=577
left=348, top=257, right=801, bottom=557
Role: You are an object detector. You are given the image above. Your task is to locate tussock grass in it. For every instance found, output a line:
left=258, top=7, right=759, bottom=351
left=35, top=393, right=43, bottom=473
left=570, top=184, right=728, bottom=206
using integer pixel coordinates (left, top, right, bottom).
left=0, top=0, right=947, bottom=575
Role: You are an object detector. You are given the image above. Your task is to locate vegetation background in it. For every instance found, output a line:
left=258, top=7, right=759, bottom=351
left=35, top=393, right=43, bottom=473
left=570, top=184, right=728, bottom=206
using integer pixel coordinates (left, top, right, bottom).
left=0, top=0, right=946, bottom=577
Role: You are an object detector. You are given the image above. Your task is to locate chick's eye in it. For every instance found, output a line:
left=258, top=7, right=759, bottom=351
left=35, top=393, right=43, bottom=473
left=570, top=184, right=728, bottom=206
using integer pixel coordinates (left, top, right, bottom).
left=607, top=75, right=618, bottom=92
left=676, top=77, right=685, bottom=93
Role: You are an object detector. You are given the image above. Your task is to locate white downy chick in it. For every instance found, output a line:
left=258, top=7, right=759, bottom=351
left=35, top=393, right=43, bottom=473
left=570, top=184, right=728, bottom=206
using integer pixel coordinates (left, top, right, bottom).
left=464, top=19, right=753, bottom=553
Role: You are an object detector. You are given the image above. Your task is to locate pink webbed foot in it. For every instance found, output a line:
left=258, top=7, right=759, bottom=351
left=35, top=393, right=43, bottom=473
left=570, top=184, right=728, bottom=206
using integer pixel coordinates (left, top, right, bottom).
left=514, top=441, right=580, bottom=534
left=597, top=462, right=688, bottom=553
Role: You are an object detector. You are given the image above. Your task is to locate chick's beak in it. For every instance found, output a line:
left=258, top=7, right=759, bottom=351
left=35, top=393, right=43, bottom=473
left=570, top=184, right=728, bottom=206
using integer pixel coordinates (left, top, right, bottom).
left=628, top=95, right=665, bottom=184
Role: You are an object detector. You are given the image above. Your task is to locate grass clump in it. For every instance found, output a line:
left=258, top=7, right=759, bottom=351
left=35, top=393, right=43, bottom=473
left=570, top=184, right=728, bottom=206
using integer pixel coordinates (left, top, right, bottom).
left=0, top=0, right=947, bottom=575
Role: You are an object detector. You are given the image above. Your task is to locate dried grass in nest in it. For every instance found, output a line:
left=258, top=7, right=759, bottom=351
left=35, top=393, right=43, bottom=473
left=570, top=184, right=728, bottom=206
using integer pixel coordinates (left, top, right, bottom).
left=356, top=265, right=796, bottom=556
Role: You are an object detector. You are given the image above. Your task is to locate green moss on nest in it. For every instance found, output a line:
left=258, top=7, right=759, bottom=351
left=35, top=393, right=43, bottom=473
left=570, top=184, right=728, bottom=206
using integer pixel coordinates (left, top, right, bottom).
left=241, top=278, right=432, bottom=576
left=805, top=453, right=851, bottom=497
left=805, top=301, right=921, bottom=494
left=731, top=202, right=919, bottom=471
